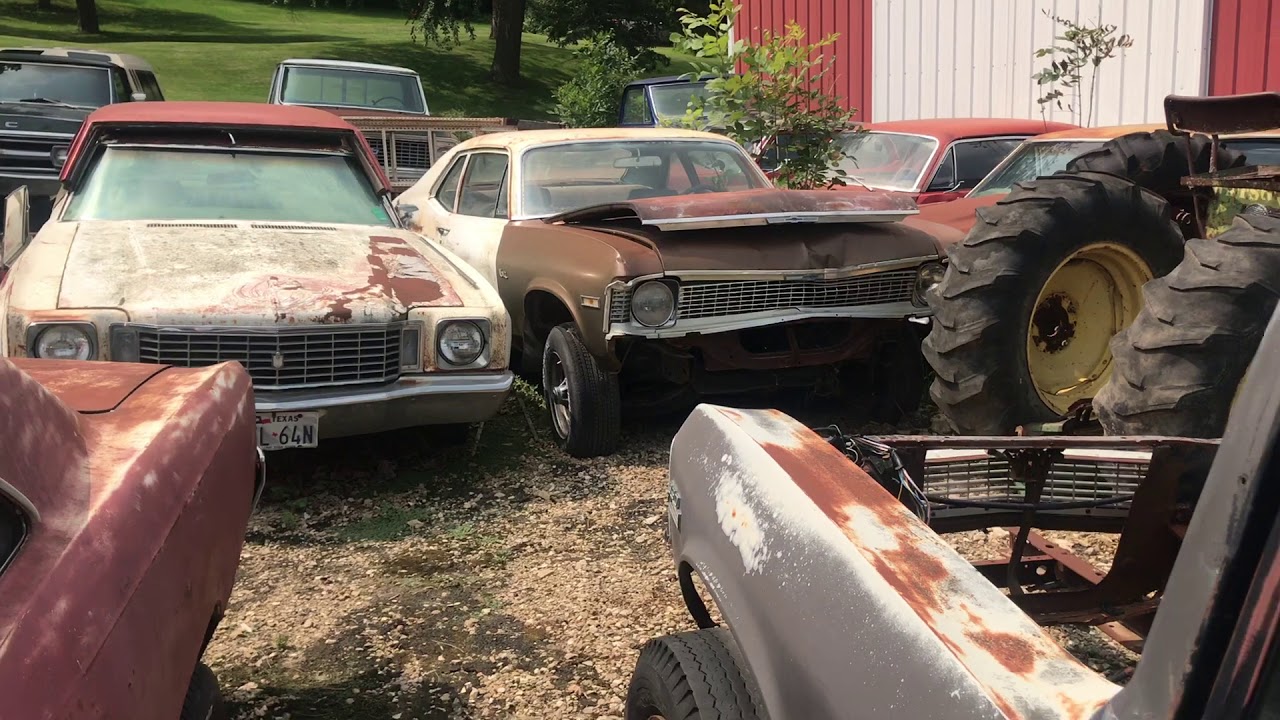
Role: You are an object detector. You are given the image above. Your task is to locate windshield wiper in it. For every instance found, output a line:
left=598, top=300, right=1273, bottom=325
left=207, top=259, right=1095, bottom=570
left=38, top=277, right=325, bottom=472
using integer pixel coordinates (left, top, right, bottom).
left=15, top=96, right=79, bottom=108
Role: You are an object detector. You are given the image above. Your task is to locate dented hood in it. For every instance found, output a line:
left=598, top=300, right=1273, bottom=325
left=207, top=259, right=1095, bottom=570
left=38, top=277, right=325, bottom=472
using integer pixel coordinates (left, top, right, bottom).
left=57, top=221, right=465, bottom=325
left=548, top=188, right=918, bottom=231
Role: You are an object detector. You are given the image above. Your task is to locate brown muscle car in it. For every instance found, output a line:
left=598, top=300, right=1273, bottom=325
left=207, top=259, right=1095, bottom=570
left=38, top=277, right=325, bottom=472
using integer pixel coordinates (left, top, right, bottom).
left=396, top=129, right=952, bottom=457
left=0, top=356, right=262, bottom=719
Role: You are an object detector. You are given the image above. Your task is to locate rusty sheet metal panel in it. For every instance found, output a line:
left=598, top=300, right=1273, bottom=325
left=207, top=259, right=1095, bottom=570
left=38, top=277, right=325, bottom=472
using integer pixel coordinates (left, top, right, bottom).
left=1209, top=0, right=1280, bottom=96
left=549, top=188, right=918, bottom=228
left=0, top=360, right=257, bottom=718
left=735, top=0, right=873, bottom=121
left=667, top=404, right=1119, bottom=720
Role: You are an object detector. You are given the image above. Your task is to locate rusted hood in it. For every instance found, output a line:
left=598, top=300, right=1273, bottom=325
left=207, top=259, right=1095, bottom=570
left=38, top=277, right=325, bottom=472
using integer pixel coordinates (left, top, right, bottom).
left=11, top=359, right=166, bottom=413
left=57, top=222, right=465, bottom=325
left=916, top=194, right=1003, bottom=237
left=549, top=189, right=918, bottom=231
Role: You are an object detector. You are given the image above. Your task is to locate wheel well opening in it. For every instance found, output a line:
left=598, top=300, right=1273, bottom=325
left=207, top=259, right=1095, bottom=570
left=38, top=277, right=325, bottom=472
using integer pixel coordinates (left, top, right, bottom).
left=678, top=561, right=718, bottom=629
left=524, top=291, right=574, bottom=354
left=198, top=603, right=225, bottom=657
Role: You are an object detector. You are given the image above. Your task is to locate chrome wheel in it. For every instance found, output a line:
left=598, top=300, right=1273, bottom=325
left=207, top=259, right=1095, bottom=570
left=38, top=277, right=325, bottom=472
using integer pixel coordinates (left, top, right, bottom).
left=546, top=349, right=572, bottom=438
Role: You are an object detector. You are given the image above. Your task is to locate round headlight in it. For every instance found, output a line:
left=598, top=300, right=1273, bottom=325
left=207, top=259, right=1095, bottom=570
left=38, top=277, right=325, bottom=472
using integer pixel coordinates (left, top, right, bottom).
left=34, top=325, right=95, bottom=360
left=631, top=280, right=675, bottom=327
left=438, top=321, right=485, bottom=366
left=915, top=262, right=947, bottom=301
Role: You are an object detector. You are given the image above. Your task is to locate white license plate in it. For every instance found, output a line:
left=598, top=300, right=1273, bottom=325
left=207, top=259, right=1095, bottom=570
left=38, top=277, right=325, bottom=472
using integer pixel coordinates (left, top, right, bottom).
left=256, top=412, right=320, bottom=450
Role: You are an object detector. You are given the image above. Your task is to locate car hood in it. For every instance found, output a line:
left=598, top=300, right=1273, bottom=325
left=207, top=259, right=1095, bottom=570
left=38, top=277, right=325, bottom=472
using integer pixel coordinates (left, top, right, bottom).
left=916, top=194, right=1004, bottom=237
left=0, top=101, right=90, bottom=135
left=57, top=221, right=466, bottom=325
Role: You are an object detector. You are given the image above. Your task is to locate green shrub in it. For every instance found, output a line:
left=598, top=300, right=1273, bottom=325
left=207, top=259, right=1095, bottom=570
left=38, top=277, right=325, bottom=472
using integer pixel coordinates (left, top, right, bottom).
left=554, top=37, right=643, bottom=128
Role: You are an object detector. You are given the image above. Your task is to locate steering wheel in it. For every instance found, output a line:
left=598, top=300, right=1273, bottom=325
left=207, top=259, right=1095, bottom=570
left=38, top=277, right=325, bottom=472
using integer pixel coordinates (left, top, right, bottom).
left=371, top=96, right=406, bottom=109
left=681, top=184, right=718, bottom=195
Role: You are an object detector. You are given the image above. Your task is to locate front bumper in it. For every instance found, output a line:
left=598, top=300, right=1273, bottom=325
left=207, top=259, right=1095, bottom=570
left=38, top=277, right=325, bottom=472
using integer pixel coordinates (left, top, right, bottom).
left=0, top=174, right=60, bottom=199
left=254, top=371, right=514, bottom=439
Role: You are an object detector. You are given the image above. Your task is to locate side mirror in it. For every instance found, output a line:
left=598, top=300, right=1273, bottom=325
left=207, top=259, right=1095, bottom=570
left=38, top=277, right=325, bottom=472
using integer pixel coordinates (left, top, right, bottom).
left=396, top=203, right=419, bottom=227
left=130, top=91, right=148, bottom=102
left=3, top=186, right=30, bottom=269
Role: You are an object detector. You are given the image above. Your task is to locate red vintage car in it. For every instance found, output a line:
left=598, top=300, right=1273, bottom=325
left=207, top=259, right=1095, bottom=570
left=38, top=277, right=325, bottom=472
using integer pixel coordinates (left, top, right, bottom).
left=760, top=118, right=1077, bottom=204
left=0, top=357, right=262, bottom=719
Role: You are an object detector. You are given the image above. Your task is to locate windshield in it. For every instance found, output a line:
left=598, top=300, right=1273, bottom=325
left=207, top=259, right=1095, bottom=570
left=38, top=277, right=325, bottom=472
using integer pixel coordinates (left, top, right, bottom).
left=0, top=62, right=111, bottom=108
left=65, top=147, right=393, bottom=225
left=1221, top=138, right=1280, bottom=165
left=649, top=82, right=708, bottom=122
left=969, top=140, right=1102, bottom=197
left=836, top=132, right=939, bottom=192
left=520, top=140, right=766, bottom=216
left=280, top=66, right=426, bottom=114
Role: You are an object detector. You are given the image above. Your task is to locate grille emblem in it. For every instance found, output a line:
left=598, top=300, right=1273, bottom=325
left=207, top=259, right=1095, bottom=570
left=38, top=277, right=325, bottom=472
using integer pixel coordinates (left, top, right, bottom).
left=272, top=352, right=285, bottom=370
left=2, top=121, right=16, bottom=129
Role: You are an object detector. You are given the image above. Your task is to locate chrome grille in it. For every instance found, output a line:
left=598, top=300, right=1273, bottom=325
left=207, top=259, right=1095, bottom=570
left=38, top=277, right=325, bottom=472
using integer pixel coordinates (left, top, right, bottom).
left=923, top=453, right=1147, bottom=515
left=609, top=288, right=632, bottom=323
left=135, top=325, right=403, bottom=391
left=0, top=133, right=61, bottom=175
left=367, top=134, right=431, bottom=171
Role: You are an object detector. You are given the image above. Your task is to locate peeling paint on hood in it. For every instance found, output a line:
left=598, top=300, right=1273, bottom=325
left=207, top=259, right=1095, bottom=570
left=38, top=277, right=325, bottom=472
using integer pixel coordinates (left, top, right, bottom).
left=56, top=222, right=464, bottom=325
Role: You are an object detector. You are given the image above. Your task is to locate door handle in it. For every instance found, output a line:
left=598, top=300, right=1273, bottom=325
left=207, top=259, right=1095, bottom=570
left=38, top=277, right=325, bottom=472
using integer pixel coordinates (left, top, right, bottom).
left=437, top=226, right=451, bottom=237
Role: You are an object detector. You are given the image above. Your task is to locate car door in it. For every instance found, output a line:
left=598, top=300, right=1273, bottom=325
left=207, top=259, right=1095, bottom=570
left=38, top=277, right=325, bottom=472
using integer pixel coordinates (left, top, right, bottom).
left=920, top=137, right=1026, bottom=204
left=422, top=151, right=510, bottom=288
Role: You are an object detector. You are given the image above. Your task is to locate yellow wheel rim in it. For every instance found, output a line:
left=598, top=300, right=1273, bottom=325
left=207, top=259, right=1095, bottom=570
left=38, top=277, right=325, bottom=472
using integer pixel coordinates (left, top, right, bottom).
left=1027, top=243, right=1153, bottom=415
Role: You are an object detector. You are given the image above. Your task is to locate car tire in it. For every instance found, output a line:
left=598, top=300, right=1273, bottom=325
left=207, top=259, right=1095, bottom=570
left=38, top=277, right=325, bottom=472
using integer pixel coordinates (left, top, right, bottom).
left=922, top=172, right=1185, bottom=434
left=542, top=322, right=621, bottom=457
left=1095, top=214, right=1280, bottom=437
left=625, top=628, right=765, bottom=720
left=180, top=662, right=228, bottom=720
left=1065, top=129, right=1245, bottom=200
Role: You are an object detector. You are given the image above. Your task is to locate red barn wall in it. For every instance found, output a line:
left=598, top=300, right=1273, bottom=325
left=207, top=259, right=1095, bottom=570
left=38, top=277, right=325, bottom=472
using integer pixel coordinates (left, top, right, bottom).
left=734, top=0, right=874, bottom=121
left=1209, top=0, right=1280, bottom=94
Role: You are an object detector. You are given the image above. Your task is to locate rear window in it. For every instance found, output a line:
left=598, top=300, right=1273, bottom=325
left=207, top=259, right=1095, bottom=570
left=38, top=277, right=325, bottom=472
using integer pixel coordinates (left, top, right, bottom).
left=280, top=66, right=425, bottom=114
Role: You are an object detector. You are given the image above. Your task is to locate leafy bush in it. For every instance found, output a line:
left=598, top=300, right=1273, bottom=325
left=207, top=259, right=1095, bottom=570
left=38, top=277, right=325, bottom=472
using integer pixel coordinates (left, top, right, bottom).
left=670, top=1, right=859, bottom=189
left=554, top=37, right=643, bottom=128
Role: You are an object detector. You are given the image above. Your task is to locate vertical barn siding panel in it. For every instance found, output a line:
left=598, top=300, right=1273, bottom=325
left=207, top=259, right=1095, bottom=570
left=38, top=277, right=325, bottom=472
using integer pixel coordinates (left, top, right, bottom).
left=868, top=0, right=1210, bottom=123
left=1210, top=0, right=1280, bottom=94
left=737, top=0, right=873, bottom=120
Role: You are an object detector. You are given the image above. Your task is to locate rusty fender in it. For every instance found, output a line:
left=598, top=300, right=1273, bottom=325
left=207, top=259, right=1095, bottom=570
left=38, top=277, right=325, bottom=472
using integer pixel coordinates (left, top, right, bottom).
left=666, top=405, right=1120, bottom=720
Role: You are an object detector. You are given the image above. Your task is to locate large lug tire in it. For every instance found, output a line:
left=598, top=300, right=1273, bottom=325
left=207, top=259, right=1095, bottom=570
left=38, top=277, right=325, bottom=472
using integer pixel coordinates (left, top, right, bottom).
left=1065, top=129, right=1245, bottom=198
left=1095, top=214, right=1280, bottom=437
left=625, top=628, right=765, bottom=720
left=179, top=663, right=228, bottom=720
left=542, top=322, right=621, bottom=457
left=923, top=171, right=1185, bottom=434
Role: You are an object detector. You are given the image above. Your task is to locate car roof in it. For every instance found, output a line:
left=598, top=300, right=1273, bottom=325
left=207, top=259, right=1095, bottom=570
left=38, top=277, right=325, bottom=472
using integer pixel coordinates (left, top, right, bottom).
left=0, top=46, right=154, bottom=71
left=453, top=127, right=737, bottom=152
left=624, top=75, right=714, bottom=87
left=279, top=58, right=419, bottom=76
left=83, top=100, right=359, bottom=131
left=863, top=118, right=1079, bottom=144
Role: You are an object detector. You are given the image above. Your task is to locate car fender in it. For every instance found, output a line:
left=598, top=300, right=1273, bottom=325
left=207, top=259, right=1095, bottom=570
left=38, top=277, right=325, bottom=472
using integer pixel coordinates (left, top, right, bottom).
left=666, top=404, right=1120, bottom=720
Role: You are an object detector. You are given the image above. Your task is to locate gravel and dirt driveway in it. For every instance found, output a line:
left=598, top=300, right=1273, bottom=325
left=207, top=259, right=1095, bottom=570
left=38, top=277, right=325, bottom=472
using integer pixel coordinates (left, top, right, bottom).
left=207, top=382, right=1136, bottom=720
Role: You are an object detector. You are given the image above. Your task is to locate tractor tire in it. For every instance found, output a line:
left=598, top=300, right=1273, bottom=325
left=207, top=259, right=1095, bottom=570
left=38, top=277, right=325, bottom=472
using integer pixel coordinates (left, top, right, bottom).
left=1095, top=213, right=1280, bottom=437
left=179, top=663, right=228, bottom=720
left=1065, top=129, right=1245, bottom=197
left=923, top=171, right=1185, bottom=434
left=625, top=628, right=765, bottom=720
left=542, top=323, right=621, bottom=457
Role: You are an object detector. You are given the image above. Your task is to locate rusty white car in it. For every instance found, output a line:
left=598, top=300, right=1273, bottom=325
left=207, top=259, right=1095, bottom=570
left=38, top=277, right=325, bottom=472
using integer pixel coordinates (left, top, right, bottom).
left=0, top=101, right=512, bottom=451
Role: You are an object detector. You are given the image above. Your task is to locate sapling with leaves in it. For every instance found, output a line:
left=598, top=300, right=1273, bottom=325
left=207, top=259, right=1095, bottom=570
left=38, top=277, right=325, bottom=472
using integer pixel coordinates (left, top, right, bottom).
left=1033, top=10, right=1134, bottom=126
left=669, top=1, right=859, bottom=189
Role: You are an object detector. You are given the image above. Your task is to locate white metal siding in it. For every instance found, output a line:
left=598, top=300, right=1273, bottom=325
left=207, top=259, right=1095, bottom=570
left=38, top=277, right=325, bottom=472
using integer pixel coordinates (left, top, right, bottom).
left=871, top=0, right=1212, bottom=125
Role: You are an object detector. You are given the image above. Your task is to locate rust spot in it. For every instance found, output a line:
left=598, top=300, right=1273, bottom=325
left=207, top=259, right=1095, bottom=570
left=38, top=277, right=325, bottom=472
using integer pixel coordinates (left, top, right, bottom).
left=965, top=630, right=1038, bottom=675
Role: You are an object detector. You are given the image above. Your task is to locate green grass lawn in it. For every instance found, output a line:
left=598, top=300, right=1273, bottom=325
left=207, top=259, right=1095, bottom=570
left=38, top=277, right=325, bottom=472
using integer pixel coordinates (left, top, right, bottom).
left=0, top=0, right=694, bottom=120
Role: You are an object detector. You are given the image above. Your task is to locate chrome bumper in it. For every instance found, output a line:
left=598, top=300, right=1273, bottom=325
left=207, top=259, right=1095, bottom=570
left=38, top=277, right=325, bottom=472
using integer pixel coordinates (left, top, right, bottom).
left=254, top=371, right=514, bottom=439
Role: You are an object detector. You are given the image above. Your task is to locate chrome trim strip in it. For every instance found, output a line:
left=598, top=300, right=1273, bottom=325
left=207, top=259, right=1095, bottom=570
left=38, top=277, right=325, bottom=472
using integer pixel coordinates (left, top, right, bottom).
left=254, top=371, right=514, bottom=412
left=606, top=302, right=930, bottom=339
left=609, top=256, right=938, bottom=285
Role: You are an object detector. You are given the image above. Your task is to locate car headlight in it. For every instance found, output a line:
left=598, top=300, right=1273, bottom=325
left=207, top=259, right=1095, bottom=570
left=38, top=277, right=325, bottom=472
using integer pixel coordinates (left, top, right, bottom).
left=29, top=323, right=96, bottom=360
left=915, top=262, right=947, bottom=305
left=437, top=320, right=485, bottom=366
left=631, top=280, right=676, bottom=327
left=400, top=323, right=423, bottom=371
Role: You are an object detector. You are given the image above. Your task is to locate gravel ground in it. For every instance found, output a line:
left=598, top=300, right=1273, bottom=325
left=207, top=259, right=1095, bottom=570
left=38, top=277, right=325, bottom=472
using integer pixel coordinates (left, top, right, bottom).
left=206, top=382, right=1138, bottom=719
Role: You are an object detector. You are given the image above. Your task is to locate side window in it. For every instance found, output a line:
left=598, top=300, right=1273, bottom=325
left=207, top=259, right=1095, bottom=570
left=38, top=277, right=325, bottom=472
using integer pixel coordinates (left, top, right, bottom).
left=457, top=153, right=510, bottom=219
left=434, top=155, right=468, bottom=213
left=620, top=87, right=653, bottom=126
left=0, top=488, right=28, bottom=575
left=137, top=71, right=164, bottom=101
left=953, top=139, right=1024, bottom=188
left=928, top=148, right=957, bottom=191
left=110, top=69, right=131, bottom=102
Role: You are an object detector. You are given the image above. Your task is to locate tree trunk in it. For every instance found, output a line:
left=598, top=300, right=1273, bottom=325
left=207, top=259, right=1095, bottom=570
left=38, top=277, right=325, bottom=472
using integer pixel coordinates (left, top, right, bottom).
left=36, top=0, right=52, bottom=10
left=75, top=0, right=99, bottom=33
left=490, top=0, right=526, bottom=86
left=490, top=4, right=496, bottom=39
